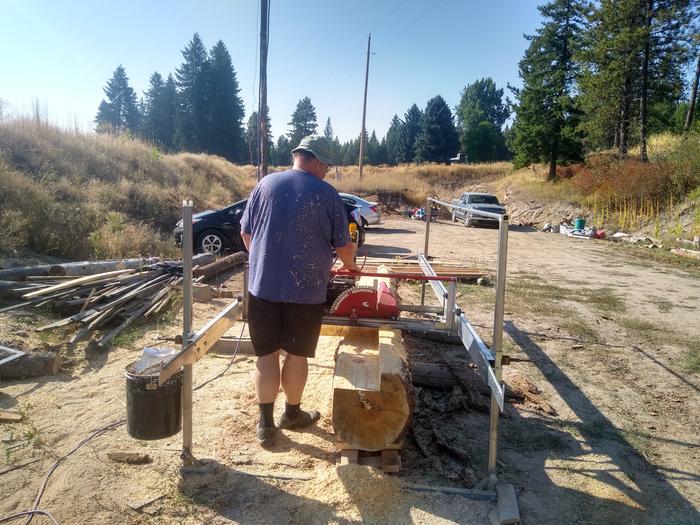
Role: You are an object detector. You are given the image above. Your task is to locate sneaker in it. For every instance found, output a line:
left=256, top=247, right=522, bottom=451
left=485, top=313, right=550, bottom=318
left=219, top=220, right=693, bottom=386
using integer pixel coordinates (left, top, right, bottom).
left=257, top=424, right=278, bottom=447
left=277, top=409, right=321, bottom=430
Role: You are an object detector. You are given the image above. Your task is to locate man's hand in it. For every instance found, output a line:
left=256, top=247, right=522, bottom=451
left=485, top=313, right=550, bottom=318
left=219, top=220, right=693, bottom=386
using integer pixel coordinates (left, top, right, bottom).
left=335, top=243, right=359, bottom=272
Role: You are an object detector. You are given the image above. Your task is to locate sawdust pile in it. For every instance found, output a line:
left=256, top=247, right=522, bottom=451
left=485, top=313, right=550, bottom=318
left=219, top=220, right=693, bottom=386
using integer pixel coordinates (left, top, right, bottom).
left=298, top=465, right=405, bottom=522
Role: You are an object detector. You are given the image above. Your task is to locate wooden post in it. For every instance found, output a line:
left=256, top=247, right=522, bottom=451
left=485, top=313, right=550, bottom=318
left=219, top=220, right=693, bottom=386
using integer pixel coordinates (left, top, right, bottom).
left=258, top=0, right=270, bottom=180
left=358, top=33, right=371, bottom=179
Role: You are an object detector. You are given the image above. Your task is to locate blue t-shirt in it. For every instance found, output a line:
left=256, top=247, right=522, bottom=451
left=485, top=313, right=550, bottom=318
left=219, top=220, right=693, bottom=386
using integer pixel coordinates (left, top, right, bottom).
left=240, top=169, right=351, bottom=304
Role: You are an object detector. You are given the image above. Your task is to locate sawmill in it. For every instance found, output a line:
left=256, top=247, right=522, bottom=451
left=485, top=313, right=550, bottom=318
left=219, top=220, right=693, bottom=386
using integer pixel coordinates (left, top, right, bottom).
left=149, top=199, right=520, bottom=523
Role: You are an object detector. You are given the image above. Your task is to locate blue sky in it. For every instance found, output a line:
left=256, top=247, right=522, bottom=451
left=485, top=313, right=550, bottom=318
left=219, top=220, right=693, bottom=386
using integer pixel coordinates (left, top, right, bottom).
left=0, top=0, right=543, bottom=141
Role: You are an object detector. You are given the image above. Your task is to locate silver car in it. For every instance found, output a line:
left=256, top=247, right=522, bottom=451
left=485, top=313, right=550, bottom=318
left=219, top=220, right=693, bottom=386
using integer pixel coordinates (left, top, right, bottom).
left=339, top=193, right=381, bottom=227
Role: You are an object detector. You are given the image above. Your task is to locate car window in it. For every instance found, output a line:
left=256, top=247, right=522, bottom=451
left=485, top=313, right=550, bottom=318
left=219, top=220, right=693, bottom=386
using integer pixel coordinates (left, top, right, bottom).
left=468, top=195, right=500, bottom=205
left=342, top=197, right=356, bottom=205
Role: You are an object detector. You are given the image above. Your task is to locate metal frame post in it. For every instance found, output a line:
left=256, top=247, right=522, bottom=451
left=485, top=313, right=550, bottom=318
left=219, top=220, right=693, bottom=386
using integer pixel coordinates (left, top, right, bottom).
left=181, top=201, right=195, bottom=465
left=421, top=199, right=432, bottom=305
left=486, top=214, right=509, bottom=487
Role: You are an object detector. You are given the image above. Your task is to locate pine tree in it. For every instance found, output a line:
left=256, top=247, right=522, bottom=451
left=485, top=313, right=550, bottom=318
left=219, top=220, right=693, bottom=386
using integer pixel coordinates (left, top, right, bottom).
left=287, top=97, right=318, bottom=146
left=414, top=96, right=459, bottom=163
left=578, top=0, right=692, bottom=156
left=95, top=65, right=141, bottom=134
left=207, top=40, right=246, bottom=162
left=385, top=115, right=404, bottom=165
left=397, top=104, right=422, bottom=163
left=510, top=0, right=586, bottom=179
left=274, top=135, right=292, bottom=166
left=456, top=78, right=509, bottom=161
left=175, top=33, right=210, bottom=152
left=367, top=130, right=381, bottom=164
left=142, top=72, right=177, bottom=149
left=246, top=108, right=272, bottom=165
left=323, top=117, right=334, bottom=140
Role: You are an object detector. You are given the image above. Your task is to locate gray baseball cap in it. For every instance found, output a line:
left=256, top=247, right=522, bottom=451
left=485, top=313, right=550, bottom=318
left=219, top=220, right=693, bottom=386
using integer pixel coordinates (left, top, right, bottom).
left=292, top=135, right=334, bottom=165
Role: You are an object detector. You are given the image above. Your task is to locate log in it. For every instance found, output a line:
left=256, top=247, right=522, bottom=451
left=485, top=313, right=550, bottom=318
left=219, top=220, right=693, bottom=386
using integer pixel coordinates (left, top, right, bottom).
left=193, top=251, right=248, bottom=281
left=47, top=257, right=158, bottom=277
left=0, top=351, right=60, bottom=379
left=0, top=265, right=51, bottom=282
left=332, top=327, right=414, bottom=451
left=411, top=362, right=524, bottom=402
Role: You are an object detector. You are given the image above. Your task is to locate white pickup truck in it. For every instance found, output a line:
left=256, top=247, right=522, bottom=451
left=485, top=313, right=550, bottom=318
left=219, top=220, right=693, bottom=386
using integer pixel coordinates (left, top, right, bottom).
left=451, top=192, right=506, bottom=227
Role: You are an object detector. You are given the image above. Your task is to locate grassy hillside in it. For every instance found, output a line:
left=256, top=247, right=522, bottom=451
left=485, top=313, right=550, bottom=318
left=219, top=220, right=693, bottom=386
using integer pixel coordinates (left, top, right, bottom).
left=490, top=133, right=700, bottom=236
left=1, top=119, right=697, bottom=261
left=0, top=119, right=254, bottom=259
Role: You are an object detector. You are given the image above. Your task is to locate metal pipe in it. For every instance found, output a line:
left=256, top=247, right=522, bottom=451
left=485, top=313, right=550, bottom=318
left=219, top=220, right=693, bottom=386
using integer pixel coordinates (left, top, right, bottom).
left=181, top=201, right=194, bottom=465
left=421, top=198, right=432, bottom=305
left=486, top=214, right=509, bottom=486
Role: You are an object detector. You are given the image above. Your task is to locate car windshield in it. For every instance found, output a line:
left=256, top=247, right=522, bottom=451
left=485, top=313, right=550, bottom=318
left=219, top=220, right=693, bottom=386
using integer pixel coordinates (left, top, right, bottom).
left=468, top=195, right=499, bottom=205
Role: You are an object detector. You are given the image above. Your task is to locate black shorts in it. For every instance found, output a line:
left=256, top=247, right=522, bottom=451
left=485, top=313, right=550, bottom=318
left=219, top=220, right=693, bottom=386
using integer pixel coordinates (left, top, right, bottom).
left=247, top=293, right=325, bottom=358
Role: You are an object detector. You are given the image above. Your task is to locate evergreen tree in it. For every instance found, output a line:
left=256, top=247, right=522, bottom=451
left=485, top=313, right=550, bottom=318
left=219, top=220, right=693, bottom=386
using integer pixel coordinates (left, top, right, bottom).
left=385, top=115, right=404, bottom=165
left=206, top=40, right=246, bottom=162
left=142, top=72, right=177, bottom=149
left=274, top=135, right=293, bottom=166
left=367, top=130, right=381, bottom=164
left=578, top=0, right=693, bottom=156
left=397, top=104, right=422, bottom=163
left=95, top=65, right=140, bottom=134
left=414, top=96, right=459, bottom=163
left=456, top=78, right=509, bottom=161
left=510, top=0, right=586, bottom=179
left=287, top=97, right=318, bottom=146
left=246, top=107, right=272, bottom=165
left=323, top=117, right=334, bottom=140
left=456, top=78, right=509, bottom=133
left=175, top=33, right=210, bottom=152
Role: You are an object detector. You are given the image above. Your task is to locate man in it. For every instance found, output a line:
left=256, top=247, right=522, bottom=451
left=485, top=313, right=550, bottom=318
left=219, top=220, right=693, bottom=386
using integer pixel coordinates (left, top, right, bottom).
left=240, top=135, right=358, bottom=447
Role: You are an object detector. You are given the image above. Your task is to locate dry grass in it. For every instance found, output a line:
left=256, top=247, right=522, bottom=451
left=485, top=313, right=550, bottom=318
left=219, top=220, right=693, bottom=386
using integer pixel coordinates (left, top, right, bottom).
left=330, top=162, right=512, bottom=205
left=0, top=118, right=254, bottom=258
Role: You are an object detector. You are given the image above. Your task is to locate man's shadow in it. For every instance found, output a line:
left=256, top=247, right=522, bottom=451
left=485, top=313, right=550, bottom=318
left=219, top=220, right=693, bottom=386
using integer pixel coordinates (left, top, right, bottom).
left=502, top=320, right=700, bottom=525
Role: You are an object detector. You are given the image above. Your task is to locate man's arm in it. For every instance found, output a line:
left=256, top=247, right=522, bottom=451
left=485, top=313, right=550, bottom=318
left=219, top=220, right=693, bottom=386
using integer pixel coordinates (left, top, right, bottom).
left=335, top=243, right=358, bottom=272
left=241, top=232, right=251, bottom=250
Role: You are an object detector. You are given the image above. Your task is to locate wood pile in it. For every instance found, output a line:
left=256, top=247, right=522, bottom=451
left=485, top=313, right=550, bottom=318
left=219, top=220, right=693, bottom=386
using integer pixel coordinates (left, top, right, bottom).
left=0, top=262, right=183, bottom=347
left=0, top=252, right=247, bottom=349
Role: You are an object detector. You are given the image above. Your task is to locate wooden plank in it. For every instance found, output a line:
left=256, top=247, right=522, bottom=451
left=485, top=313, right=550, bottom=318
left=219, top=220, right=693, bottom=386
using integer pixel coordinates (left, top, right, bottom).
left=333, top=351, right=381, bottom=392
left=159, top=299, right=243, bottom=384
left=496, top=482, right=521, bottom=524
left=381, top=449, right=401, bottom=473
left=340, top=449, right=358, bottom=465
left=0, top=410, right=23, bottom=423
left=21, top=269, right=135, bottom=299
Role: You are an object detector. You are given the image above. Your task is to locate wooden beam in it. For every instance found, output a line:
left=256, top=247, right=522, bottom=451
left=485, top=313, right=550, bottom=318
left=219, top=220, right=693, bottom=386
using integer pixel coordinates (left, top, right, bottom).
left=159, top=299, right=243, bottom=384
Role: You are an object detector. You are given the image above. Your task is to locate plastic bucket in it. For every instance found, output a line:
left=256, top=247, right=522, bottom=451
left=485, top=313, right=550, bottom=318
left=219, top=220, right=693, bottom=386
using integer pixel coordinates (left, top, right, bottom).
left=573, top=218, right=586, bottom=230
left=125, top=362, right=182, bottom=440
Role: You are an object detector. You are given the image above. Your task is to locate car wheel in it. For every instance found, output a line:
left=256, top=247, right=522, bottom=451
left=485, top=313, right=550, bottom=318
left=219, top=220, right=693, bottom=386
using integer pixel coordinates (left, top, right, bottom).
left=361, top=216, right=368, bottom=228
left=464, top=215, right=472, bottom=228
left=451, top=210, right=457, bottom=222
left=198, top=230, right=225, bottom=255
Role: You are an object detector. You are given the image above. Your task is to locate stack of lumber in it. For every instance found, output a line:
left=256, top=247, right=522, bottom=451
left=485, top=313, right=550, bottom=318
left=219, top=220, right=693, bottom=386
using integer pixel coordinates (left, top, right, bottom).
left=333, top=257, right=485, bottom=280
left=0, top=262, right=184, bottom=347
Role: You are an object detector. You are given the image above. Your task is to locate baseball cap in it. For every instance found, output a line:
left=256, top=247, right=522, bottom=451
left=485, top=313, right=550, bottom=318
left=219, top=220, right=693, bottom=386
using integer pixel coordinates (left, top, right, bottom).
left=292, top=135, right=334, bottom=165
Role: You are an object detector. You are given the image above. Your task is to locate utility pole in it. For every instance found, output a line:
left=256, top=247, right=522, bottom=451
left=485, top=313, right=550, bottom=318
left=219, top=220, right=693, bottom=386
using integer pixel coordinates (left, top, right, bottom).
left=358, top=33, right=371, bottom=179
left=258, top=0, right=270, bottom=180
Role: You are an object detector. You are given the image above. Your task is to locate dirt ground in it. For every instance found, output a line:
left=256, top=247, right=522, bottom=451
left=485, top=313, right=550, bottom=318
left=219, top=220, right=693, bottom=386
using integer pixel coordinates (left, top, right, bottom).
left=1, top=216, right=699, bottom=524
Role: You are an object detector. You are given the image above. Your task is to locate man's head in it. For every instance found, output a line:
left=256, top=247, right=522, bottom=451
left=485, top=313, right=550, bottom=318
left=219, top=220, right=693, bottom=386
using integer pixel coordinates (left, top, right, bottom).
left=292, top=135, right=333, bottom=179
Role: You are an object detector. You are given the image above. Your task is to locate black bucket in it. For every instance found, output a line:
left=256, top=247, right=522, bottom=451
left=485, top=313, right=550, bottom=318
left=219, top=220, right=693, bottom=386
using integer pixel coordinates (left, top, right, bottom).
left=125, top=362, right=182, bottom=440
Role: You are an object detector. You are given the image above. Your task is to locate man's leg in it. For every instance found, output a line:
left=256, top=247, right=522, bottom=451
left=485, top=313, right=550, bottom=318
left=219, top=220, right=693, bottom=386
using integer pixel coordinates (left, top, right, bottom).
left=278, top=353, right=319, bottom=428
left=280, top=353, right=308, bottom=405
left=255, top=350, right=280, bottom=446
left=256, top=350, right=281, bottom=404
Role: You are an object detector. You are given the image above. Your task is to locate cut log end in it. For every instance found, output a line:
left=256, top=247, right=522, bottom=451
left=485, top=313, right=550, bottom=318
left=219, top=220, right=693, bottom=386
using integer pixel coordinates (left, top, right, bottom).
left=333, top=373, right=411, bottom=451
